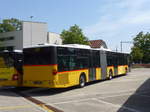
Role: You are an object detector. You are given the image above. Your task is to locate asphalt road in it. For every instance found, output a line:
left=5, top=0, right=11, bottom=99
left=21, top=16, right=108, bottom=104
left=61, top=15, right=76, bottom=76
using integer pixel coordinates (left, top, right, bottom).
left=0, top=68, right=150, bottom=112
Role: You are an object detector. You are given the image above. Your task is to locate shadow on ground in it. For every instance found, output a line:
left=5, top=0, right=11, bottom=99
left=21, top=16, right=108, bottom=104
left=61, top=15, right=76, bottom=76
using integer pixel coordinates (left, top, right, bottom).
left=117, top=78, right=150, bottom=112
left=0, top=74, right=136, bottom=97
left=0, top=75, right=150, bottom=112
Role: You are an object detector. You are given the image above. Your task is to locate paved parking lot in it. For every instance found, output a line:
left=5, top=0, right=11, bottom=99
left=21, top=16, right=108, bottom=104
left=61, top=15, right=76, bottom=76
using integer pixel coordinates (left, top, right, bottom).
left=0, top=68, right=150, bottom=112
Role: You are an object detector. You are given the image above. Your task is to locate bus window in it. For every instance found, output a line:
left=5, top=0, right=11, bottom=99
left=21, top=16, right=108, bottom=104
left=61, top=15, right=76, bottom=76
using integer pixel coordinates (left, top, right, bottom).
left=24, top=47, right=56, bottom=65
left=57, top=47, right=77, bottom=71
left=92, top=50, right=100, bottom=67
left=76, top=49, right=89, bottom=69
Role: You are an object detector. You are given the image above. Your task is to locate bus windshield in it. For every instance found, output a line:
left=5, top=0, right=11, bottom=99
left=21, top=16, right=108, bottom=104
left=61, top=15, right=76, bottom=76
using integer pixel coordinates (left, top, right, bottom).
left=0, top=52, right=14, bottom=68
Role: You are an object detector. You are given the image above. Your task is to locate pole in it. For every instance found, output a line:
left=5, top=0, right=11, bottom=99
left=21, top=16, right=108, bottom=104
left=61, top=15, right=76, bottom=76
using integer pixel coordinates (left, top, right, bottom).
left=120, top=41, right=122, bottom=52
left=30, top=16, right=33, bottom=46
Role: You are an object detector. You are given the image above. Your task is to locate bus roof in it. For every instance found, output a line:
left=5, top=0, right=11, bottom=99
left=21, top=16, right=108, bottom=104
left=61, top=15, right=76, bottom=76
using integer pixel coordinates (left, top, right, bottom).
left=24, top=44, right=111, bottom=51
left=23, top=44, right=129, bottom=54
left=24, top=44, right=91, bottom=49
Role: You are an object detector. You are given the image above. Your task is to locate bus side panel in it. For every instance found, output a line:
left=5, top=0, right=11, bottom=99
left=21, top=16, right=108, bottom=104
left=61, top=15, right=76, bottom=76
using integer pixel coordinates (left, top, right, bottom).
left=107, top=66, right=114, bottom=77
left=0, top=67, right=18, bottom=86
left=96, top=67, right=101, bottom=80
left=125, top=65, right=129, bottom=72
left=118, top=65, right=127, bottom=75
left=55, top=69, right=89, bottom=88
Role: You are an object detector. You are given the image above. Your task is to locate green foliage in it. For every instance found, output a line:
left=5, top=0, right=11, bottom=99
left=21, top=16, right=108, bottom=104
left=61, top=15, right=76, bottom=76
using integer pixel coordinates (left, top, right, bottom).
left=131, top=31, right=150, bottom=63
left=0, top=18, right=22, bottom=33
left=131, top=47, right=143, bottom=63
left=61, top=24, right=89, bottom=45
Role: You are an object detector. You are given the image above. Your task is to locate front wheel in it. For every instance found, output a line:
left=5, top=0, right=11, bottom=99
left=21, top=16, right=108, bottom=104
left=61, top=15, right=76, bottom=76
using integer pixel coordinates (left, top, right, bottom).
left=79, top=75, right=86, bottom=88
left=108, top=71, right=113, bottom=80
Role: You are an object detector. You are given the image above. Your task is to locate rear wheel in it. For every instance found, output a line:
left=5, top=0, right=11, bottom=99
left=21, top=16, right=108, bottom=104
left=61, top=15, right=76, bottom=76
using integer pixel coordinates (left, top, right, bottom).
left=79, top=75, right=86, bottom=88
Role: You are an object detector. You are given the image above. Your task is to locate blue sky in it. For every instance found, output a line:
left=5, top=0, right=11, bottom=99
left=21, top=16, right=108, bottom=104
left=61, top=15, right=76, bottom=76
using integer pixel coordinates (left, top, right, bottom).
left=1, top=0, right=150, bottom=52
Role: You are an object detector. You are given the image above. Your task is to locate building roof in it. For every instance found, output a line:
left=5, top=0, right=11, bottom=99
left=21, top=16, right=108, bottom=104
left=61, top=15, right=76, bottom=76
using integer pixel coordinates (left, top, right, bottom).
left=89, top=39, right=108, bottom=48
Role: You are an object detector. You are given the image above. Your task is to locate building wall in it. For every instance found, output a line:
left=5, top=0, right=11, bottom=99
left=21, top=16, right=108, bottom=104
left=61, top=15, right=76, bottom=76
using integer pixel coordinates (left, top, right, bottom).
left=47, top=32, right=62, bottom=45
left=0, top=21, right=61, bottom=51
left=0, top=30, right=23, bottom=50
left=23, top=21, right=48, bottom=47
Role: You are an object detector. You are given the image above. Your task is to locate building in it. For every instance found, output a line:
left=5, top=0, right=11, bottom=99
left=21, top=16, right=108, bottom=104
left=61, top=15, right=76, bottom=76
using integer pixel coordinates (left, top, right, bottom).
left=47, top=32, right=62, bottom=45
left=0, top=21, right=62, bottom=51
left=89, top=39, right=108, bottom=49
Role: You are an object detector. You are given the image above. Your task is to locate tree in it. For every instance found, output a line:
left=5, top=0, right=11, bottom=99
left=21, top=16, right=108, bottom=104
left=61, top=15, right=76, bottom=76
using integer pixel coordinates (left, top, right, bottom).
left=0, top=18, right=22, bottom=33
left=131, top=31, right=150, bottom=63
left=131, top=47, right=143, bottom=63
left=61, top=24, right=89, bottom=45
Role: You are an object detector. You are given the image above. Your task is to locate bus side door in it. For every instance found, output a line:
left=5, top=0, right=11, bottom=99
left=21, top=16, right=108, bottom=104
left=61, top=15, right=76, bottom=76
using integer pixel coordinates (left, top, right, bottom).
left=100, top=51, right=107, bottom=80
left=89, top=50, right=96, bottom=81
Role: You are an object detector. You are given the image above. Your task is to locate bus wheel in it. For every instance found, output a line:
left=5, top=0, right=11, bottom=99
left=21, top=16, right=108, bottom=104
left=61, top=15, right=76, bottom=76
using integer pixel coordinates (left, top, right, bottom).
left=125, top=67, right=128, bottom=74
left=108, top=71, right=113, bottom=80
left=79, top=74, right=86, bottom=88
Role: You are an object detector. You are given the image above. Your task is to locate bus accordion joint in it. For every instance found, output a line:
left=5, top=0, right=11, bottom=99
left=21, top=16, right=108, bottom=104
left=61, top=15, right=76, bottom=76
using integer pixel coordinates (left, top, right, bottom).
left=12, top=74, right=19, bottom=80
left=53, top=69, right=57, bottom=75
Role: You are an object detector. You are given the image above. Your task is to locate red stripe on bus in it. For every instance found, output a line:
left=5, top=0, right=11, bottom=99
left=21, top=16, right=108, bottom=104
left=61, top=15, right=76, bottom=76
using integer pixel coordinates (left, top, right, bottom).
left=58, top=69, right=88, bottom=74
left=24, top=64, right=57, bottom=67
left=107, top=66, right=114, bottom=68
left=118, top=65, right=128, bottom=67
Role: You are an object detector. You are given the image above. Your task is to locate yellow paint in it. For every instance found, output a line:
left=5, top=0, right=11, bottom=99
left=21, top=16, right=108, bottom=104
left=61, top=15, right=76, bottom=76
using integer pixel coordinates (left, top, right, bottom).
left=23, top=65, right=129, bottom=88
left=107, top=66, right=114, bottom=77
left=0, top=104, right=54, bottom=112
left=0, top=67, right=19, bottom=87
left=23, top=65, right=90, bottom=88
left=0, top=105, right=32, bottom=110
left=0, top=57, right=6, bottom=67
left=40, top=104, right=54, bottom=112
left=0, top=67, right=15, bottom=80
left=56, top=69, right=89, bottom=88
left=118, top=65, right=128, bottom=75
left=96, top=68, right=101, bottom=80
left=23, top=65, right=56, bottom=88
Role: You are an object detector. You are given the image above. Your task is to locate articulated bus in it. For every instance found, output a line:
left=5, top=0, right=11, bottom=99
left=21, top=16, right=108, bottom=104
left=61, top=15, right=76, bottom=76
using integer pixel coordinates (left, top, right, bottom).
left=0, top=51, right=23, bottom=87
left=23, top=44, right=130, bottom=88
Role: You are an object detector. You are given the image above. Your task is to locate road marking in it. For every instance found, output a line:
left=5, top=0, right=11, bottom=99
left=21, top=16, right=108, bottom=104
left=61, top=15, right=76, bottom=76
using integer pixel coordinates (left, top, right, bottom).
left=99, top=90, right=150, bottom=99
left=51, top=97, right=140, bottom=112
left=99, top=93, right=132, bottom=99
left=92, top=98, right=140, bottom=112
left=0, top=105, right=32, bottom=110
left=51, top=98, right=93, bottom=105
left=138, top=94, right=150, bottom=98
left=50, top=89, right=148, bottom=105
left=13, top=90, right=63, bottom=112
left=39, top=104, right=54, bottom=112
left=107, top=79, right=147, bottom=83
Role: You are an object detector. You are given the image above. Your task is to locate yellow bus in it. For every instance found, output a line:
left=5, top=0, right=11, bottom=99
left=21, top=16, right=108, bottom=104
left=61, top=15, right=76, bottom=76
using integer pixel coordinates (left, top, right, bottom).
left=23, top=45, right=130, bottom=88
left=0, top=51, right=23, bottom=87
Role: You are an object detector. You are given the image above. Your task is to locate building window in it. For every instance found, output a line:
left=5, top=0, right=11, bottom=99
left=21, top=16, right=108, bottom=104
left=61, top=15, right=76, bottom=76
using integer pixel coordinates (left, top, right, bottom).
left=0, top=36, right=14, bottom=41
left=0, top=46, right=14, bottom=51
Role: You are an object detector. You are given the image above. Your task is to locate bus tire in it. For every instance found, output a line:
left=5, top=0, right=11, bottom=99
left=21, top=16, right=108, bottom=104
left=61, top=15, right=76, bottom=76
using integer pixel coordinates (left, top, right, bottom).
left=125, top=67, right=128, bottom=74
left=79, top=74, right=86, bottom=88
left=108, top=70, right=113, bottom=80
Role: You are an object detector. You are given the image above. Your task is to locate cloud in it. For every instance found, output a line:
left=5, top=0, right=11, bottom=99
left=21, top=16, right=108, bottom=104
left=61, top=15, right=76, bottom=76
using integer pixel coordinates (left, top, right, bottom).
left=83, top=0, right=150, bottom=52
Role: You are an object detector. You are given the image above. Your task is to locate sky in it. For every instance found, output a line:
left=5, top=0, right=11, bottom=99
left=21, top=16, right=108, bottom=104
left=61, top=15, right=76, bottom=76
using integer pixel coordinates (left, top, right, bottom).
left=0, top=0, right=150, bottom=52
